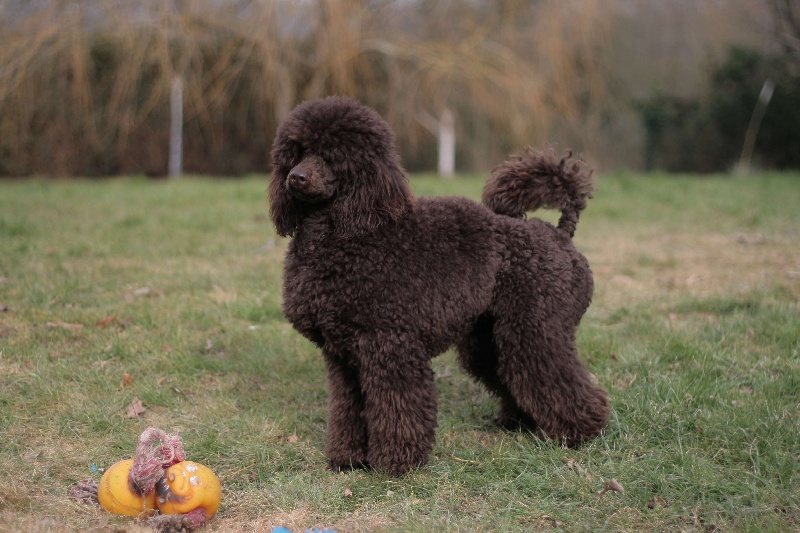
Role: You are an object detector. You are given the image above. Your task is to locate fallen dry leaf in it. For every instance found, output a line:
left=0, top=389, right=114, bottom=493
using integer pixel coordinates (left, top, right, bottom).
left=606, top=478, right=625, bottom=493
left=251, top=380, right=268, bottom=392
left=120, top=373, right=133, bottom=388
left=96, top=316, right=118, bottom=329
left=647, top=496, right=668, bottom=509
left=21, top=449, right=41, bottom=461
left=565, top=457, right=594, bottom=480
left=125, top=397, right=146, bottom=418
left=597, top=478, right=625, bottom=498
left=47, top=319, right=83, bottom=330
left=132, top=287, right=154, bottom=296
left=343, top=489, right=353, bottom=498
left=126, top=287, right=161, bottom=300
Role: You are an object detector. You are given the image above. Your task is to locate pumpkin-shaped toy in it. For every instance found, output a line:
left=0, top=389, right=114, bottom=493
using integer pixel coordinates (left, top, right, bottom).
left=97, top=458, right=157, bottom=517
left=156, top=461, right=221, bottom=518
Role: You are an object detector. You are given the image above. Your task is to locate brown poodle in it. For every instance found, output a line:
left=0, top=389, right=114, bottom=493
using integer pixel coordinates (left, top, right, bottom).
left=269, top=96, right=609, bottom=476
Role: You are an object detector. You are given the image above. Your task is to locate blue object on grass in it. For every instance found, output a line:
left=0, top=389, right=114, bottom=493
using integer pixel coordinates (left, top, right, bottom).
left=270, top=528, right=292, bottom=533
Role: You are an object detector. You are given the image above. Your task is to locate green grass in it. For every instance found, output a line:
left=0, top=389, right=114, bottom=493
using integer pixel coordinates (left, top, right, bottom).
left=1, top=172, right=799, bottom=532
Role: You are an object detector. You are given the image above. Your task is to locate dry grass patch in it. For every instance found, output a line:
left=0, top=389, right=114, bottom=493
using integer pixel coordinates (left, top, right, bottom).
left=590, top=232, right=799, bottom=308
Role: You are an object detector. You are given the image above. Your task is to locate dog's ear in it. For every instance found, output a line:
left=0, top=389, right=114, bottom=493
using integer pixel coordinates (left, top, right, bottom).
left=268, top=165, right=304, bottom=237
left=329, top=152, right=414, bottom=238
left=269, top=135, right=306, bottom=237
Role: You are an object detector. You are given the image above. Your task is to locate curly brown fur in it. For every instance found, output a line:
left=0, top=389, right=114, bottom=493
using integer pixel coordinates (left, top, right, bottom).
left=483, top=146, right=594, bottom=237
left=269, top=96, right=609, bottom=476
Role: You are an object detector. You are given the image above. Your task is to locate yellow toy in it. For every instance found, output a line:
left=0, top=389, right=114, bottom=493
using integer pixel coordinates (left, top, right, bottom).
left=97, top=458, right=157, bottom=517
left=71, top=427, right=221, bottom=531
left=157, top=461, right=222, bottom=519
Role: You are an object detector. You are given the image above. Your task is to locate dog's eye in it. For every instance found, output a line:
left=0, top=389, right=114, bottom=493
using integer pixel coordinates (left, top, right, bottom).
left=282, top=144, right=303, bottom=166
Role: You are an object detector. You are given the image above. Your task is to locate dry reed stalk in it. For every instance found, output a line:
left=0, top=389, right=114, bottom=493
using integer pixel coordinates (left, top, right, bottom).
left=0, top=0, right=620, bottom=176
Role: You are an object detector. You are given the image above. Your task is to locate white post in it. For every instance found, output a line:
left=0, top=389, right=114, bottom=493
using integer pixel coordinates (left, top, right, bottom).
left=168, top=75, right=184, bottom=178
left=737, top=78, right=775, bottom=175
left=438, top=108, right=455, bottom=178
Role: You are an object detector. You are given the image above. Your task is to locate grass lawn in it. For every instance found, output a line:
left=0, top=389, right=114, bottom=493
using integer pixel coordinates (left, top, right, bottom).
left=1, top=171, right=798, bottom=532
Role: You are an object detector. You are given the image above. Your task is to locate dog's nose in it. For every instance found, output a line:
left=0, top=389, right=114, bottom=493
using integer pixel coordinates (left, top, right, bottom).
left=288, top=168, right=308, bottom=184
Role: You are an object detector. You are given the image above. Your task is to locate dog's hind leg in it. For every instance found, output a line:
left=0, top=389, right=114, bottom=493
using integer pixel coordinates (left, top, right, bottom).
left=324, top=351, right=369, bottom=471
left=457, top=314, right=538, bottom=430
left=492, top=312, right=609, bottom=446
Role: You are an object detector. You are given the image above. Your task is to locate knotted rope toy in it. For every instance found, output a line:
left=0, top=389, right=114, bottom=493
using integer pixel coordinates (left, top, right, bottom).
left=70, top=427, right=221, bottom=532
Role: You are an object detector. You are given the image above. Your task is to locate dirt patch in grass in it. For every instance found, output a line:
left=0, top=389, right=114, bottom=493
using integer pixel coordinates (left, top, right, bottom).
left=588, top=231, right=800, bottom=312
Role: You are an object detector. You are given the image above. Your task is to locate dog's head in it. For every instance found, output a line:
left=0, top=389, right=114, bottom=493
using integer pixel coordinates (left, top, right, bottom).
left=269, top=96, right=414, bottom=238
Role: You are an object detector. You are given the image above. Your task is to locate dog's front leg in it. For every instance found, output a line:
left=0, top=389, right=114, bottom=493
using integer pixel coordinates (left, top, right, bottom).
left=324, top=351, right=369, bottom=471
left=359, top=340, right=438, bottom=476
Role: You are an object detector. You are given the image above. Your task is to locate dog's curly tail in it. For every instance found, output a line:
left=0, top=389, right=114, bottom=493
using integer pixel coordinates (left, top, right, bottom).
left=482, top=146, right=594, bottom=238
